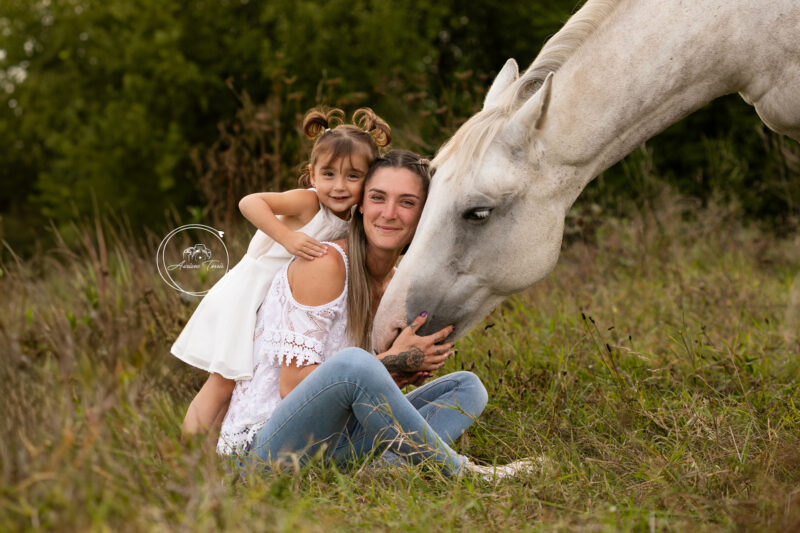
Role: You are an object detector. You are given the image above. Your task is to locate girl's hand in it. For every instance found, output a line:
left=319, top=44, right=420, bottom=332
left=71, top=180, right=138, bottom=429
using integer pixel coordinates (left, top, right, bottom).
left=284, top=232, right=327, bottom=261
left=378, top=313, right=455, bottom=374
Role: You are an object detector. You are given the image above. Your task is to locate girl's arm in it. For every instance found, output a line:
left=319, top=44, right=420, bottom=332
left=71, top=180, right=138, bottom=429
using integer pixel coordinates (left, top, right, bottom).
left=239, top=189, right=326, bottom=260
left=278, top=248, right=347, bottom=398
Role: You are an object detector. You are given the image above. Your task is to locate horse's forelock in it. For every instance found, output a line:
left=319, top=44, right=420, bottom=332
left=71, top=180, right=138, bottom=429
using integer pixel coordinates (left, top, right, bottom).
left=432, top=107, right=512, bottom=184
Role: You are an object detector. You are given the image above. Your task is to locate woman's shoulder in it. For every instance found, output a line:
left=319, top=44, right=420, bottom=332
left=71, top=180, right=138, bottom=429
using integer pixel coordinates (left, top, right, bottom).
left=287, top=244, right=346, bottom=306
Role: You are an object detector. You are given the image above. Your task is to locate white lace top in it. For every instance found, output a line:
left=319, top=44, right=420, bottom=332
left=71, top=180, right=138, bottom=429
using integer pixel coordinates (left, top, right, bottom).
left=217, top=242, right=350, bottom=455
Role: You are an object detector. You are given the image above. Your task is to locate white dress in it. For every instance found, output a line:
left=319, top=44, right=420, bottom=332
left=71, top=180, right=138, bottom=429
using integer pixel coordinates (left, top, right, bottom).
left=170, top=201, right=349, bottom=379
left=217, top=242, right=350, bottom=455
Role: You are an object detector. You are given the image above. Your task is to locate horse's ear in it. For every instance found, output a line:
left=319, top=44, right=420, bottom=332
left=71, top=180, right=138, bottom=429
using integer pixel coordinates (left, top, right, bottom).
left=483, top=59, right=519, bottom=110
left=510, top=72, right=553, bottom=133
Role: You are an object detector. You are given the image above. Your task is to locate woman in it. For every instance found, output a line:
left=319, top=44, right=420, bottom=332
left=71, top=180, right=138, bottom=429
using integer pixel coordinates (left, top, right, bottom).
left=218, top=150, right=518, bottom=477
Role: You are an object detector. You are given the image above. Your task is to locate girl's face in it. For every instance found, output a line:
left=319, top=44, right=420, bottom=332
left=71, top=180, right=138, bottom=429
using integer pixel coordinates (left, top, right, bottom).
left=310, top=152, right=369, bottom=219
left=361, top=167, right=425, bottom=253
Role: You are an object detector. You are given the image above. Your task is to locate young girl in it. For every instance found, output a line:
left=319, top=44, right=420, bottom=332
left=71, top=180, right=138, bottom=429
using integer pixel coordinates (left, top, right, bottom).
left=173, top=107, right=392, bottom=434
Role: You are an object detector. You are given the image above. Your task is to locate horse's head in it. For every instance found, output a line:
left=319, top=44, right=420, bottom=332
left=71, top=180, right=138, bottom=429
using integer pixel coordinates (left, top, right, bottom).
left=372, top=60, right=575, bottom=351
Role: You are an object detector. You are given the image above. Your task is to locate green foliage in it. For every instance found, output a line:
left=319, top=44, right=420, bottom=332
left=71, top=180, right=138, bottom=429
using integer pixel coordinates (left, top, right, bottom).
left=0, top=0, right=797, bottom=258
left=0, top=0, right=263, bottom=248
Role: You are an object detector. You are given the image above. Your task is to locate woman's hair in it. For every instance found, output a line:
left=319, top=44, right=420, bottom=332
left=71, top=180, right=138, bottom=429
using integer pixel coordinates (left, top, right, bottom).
left=346, top=150, right=432, bottom=351
left=298, top=107, right=392, bottom=187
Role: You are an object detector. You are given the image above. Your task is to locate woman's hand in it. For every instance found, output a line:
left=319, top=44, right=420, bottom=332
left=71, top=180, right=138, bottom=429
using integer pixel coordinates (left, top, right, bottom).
left=283, top=231, right=327, bottom=261
left=392, top=371, right=433, bottom=388
left=377, top=312, right=454, bottom=374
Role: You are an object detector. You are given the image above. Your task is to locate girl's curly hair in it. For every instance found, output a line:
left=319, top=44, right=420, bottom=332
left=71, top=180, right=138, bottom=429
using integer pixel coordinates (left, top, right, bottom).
left=298, top=107, right=392, bottom=187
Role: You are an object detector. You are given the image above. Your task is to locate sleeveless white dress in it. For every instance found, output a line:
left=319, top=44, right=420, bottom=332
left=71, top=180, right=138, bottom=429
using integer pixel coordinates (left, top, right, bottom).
left=170, top=202, right=349, bottom=379
left=217, top=242, right=350, bottom=455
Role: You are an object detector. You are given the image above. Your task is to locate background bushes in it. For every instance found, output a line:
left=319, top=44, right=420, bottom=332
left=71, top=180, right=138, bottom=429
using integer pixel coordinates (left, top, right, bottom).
left=0, top=0, right=797, bottom=257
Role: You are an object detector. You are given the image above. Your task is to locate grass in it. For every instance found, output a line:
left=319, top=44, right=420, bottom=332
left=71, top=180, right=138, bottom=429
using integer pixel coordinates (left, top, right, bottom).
left=1, top=190, right=799, bottom=532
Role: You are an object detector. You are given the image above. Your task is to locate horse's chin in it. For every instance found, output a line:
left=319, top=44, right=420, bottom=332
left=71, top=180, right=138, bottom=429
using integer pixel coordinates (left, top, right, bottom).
left=371, top=293, right=409, bottom=354
left=371, top=322, right=404, bottom=354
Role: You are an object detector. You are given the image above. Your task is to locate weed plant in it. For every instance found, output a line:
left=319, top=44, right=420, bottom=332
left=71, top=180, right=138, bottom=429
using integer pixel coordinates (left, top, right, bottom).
left=1, top=186, right=799, bottom=532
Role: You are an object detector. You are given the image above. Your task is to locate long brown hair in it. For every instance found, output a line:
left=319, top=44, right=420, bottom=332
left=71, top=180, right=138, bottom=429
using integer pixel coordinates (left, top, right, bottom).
left=298, top=107, right=391, bottom=187
left=346, top=150, right=432, bottom=350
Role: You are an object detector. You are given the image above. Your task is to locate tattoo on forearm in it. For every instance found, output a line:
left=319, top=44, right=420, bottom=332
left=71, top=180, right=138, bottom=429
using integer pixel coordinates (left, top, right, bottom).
left=381, top=348, right=424, bottom=373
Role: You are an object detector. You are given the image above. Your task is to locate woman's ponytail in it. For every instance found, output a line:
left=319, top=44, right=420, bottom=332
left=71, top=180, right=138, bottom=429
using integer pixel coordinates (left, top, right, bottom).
left=345, top=208, right=373, bottom=350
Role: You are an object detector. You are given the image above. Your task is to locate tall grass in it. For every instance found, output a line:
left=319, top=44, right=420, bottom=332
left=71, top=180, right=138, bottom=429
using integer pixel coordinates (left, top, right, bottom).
left=1, top=185, right=799, bottom=531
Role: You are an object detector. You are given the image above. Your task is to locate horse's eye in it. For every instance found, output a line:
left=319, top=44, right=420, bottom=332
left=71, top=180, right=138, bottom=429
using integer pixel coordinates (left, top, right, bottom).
left=463, top=207, right=493, bottom=222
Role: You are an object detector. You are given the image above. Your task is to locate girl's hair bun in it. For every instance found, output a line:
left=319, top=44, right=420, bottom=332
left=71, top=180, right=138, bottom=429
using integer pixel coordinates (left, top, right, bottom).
left=353, top=108, right=392, bottom=148
left=302, top=107, right=345, bottom=140
left=297, top=106, right=393, bottom=187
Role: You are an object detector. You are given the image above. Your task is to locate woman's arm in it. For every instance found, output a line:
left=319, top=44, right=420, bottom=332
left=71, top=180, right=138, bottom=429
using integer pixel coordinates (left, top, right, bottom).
left=278, top=249, right=347, bottom=398
left=239, top=189, right=326, bottom=260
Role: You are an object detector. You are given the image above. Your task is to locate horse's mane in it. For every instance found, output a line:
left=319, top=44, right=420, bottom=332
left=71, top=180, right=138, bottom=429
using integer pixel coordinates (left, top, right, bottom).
left=512, top=0, right=620, bottom=104
left=433, top=0, right=621, bottom=178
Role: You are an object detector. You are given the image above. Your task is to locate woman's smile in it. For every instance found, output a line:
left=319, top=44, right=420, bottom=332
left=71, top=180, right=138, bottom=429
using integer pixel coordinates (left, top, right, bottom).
left=374, top=224, right=400, bottom=232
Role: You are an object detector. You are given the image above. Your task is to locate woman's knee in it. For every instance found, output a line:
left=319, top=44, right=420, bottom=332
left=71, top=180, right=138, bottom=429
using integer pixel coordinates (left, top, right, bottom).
left=326, top=347, right=386, bottom=378
left=451, top=371, right=488, bottom=417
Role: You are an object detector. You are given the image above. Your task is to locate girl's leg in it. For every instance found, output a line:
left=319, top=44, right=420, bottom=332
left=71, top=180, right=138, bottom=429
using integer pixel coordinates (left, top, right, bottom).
left=182, top=373, right=235, bottom=435
left=248, top=348, right=465, bottom=475
left=334, top=372, right=487, bottom=466
left=404, top=371, right=488, bottom=443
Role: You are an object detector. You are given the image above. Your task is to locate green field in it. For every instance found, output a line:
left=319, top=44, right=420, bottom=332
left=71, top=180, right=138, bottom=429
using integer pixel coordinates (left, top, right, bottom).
left=2, top=189, right=799, bottom=532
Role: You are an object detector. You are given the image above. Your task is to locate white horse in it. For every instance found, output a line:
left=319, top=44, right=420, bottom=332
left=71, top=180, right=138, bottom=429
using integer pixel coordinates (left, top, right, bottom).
left=372, top=0, right=800, bottom=350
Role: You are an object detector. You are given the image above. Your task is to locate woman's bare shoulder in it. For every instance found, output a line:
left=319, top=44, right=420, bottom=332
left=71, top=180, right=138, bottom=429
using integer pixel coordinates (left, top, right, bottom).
left=288, top=246, right=346, bottom=306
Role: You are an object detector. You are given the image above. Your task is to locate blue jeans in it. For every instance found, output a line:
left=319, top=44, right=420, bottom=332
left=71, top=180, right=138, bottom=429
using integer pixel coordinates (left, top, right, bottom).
left=247, top=348, right=488, bottom=476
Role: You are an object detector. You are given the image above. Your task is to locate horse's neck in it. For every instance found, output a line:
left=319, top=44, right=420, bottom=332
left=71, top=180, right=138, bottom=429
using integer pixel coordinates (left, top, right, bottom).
left=541, top=0, right=785, bottom=193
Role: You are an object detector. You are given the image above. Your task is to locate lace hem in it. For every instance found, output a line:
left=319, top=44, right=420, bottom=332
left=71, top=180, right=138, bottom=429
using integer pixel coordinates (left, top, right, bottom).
left=217, top=424, right=263, bottom=456
left=255, top=329, right=325, bottom=367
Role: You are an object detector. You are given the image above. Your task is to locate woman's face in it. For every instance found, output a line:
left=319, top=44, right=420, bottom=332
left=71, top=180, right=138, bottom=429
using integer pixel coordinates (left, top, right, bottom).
left=361, top=167, right=425, bottom=253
